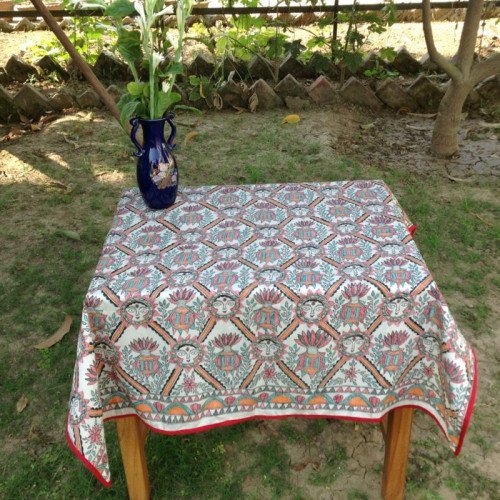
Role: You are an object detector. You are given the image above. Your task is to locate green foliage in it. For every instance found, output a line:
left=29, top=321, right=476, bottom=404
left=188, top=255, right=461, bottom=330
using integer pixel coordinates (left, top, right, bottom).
left=379, top=46, right=398, bottom=62
left=64, top=0, right=113, bottom=63
left=117, top=93, right=146, bottom=127
left=187, top=0, right=399, bottom=84
left=89, top=0, right=196, bottom=126
left=156, top=90, right=182, bottom=116
left=116, top=27, right=142, bottom=67
left=308, top=0, right=397, bottom=78
left=104, top=0, right=135, bottom=17
left=28, top=1, right=111, bottom=68
left=187, top=75, right=215, bottom=104
left=363, top=49, right=400, bottom=80
left=284, top=39, right=307, bottom=59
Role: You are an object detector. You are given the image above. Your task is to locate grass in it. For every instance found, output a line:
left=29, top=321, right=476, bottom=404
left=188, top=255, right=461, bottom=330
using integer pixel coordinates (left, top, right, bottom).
left=0, top=108, right=499, bottom=499
left=310, top=443, right=348, bottom=486
left=251, top=441, right=292, bottom=496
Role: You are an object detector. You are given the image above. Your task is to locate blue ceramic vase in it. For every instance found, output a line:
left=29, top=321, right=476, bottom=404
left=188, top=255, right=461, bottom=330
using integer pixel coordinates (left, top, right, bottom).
left=130, top=113, right=178, bottom=210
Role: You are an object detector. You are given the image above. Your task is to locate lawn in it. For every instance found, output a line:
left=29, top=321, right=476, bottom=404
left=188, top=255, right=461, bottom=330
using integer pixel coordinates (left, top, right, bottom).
left=0, top=107, right=499, bottom=499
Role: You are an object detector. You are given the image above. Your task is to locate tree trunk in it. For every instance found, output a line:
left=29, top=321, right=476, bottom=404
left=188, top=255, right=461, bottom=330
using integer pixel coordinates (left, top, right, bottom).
left=431, top=81, right=471, bottom=158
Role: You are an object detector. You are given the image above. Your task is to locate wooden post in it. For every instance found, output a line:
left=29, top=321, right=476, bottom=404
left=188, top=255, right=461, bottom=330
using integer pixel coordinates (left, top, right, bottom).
left=381, top=408, right=413, bottom=500
left=116, top=416, right=150, bottom=500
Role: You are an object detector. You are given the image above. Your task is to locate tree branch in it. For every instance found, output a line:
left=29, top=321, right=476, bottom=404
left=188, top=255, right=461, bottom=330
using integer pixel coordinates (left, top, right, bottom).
left=470, top=52, right=500, bottom=87
left=422, top=0, right=462, bottom=81
left=456, top=0, right=485, bottom=77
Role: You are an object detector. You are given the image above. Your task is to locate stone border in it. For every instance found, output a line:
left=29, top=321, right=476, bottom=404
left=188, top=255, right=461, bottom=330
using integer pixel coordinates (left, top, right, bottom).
left=0, top=48, right=498, bottom=122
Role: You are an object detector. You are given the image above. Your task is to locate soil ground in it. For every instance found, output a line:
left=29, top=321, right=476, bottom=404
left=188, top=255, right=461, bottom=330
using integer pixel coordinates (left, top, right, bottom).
left=1, top=104, right=499, bottom=499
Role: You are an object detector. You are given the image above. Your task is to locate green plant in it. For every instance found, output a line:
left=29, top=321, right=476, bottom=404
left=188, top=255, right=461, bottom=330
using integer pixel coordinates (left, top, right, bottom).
left=190, top=2, right=294, bottom=68
left=79, top=0, right=197, bottom=125
left=66, top=0, right=110, bottom=65
left=363, top=47, right=400, bottom=79
left=27, top=1, right=111, bottom=69
left=187, top=75, right=219, bottom=107
left=308, top=0, right=397, bottom=80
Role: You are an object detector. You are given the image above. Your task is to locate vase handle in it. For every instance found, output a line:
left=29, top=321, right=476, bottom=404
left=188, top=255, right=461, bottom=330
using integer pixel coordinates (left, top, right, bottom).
left=165, top=112, right=176, bottom=150
left=129, top=117, right=144, bottom=157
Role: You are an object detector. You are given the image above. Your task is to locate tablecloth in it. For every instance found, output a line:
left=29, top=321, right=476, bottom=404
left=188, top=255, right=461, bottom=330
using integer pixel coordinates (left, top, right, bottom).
left=66, top=181, right=477, bottom=486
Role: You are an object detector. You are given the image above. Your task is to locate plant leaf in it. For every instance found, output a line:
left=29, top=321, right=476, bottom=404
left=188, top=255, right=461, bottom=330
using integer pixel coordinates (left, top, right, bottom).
left=118, top=94, right=141, bottom=128
left=188, top=89, right=201, bottom=102
left=16, top=395, right=29, bottom=413
left=62, top=230, right=81, bottom=241
left=127, top=81, right=144, bottom=96
left=282, top=114, right=300, bottom=124
left=105, top=0, right=135, bottom=17
left=117, top=28, right=142, bottom=66
left=174, top=105, right=203, bottom=115
left=33, top=315, right=72, bottom=349
left=343, top=52, right=364, bottom=74
left=164, top=62, right=184, bottom=76
left=156, top=91, right=181, bottom=116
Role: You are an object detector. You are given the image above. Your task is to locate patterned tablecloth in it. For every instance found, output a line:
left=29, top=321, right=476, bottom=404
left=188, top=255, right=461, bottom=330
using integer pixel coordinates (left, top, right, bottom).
left=67, top=181, right=477, bottom=486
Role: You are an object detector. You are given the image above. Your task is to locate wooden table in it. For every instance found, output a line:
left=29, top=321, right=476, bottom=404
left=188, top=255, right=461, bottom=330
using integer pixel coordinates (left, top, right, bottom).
left=67, top=182, right=477, bottom=499
left=116, top=408, right=414, bottom=500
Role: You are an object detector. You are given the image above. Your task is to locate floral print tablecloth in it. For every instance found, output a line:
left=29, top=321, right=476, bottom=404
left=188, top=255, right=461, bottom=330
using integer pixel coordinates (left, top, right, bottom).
left=67, top=181, right=477, bottom=486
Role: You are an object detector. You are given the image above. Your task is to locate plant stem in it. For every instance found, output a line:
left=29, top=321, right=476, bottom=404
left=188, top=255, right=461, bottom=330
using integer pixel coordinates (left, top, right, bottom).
left=149, top=60, right=155, bottom=119
left=165, top=2, right=187, bottom=102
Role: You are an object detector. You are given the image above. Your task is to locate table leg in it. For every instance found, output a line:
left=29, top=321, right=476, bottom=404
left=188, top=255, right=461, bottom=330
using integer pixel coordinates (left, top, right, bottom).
left=380, top=414, right=389, bottom=442
left=381, top=408, right=413, bottom=500
left=116, top=416, right=150, bottom=500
